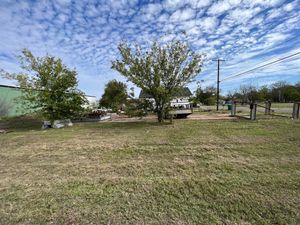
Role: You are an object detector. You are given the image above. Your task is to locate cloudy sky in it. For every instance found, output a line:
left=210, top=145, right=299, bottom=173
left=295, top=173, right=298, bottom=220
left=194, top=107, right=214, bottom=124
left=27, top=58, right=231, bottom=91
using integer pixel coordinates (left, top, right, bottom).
left=0, top=0, right=300, bottom=97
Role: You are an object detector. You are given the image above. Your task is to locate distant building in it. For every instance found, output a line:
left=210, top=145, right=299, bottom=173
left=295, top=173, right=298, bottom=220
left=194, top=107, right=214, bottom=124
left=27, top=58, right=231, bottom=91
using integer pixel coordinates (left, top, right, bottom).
left=0, top=84, right=97, bottom=117
left=83, top=95, right=98, bottom=109
left=169, top=87, right=192, bottom=109
left=0, top=84, right=29, bottom=117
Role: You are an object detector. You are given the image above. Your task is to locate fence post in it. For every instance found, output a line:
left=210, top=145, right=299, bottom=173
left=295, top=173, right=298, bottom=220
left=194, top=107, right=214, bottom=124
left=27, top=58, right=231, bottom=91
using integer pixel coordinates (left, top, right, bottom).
left=265, top=101, right=271, bottom=115
left=264, top=101, right=268, bottom=115
left=292, top=102, right=300, bottom=119
left=234, top=101, right=237, bottom=116
left=231, top=101, right=236, bottom=116
left=250, top=103, right=257, bottom=120
left=254, top=103, right=257, bottom=120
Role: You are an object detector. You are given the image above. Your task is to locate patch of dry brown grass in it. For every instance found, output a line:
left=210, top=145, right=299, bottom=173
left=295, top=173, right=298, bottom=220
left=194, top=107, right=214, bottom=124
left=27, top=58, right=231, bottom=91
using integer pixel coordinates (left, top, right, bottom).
left=0, top=118, right=299, bottom=224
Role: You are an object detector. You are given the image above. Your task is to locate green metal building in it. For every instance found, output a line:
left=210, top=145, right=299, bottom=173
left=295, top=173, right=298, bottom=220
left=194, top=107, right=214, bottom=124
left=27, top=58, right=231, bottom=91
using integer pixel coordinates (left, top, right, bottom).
left=0, top=84, right=97, bottom=117
left=0, top=84, right=32, bottom=117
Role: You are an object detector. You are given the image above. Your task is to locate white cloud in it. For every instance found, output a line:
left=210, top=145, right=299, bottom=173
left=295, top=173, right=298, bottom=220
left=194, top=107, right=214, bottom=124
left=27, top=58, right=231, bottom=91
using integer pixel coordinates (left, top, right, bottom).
left=283, top=1, right=296, bottom=11
left=207, top=0, right=242, bottom=16
left=189, top=0, right=212, bottom=8
left=170, top=8, right=196, bottom=22
left=143, top=3, right=162, bottom=15
left=55, top=0, right=71, bottom=6
left=199, top=17, right=219, bottom=32
left=193, top=38, right=207, bottom=46
left=163, top=0, right=186, bottom=11
left=0, top=0, right=299, bottom=96
left=207, top=1, right=231, bottom=15
left=227, top=7, right=262, bottom=24
left=264, top=32, right=288, bottom=43
left=249, top=16, right=264, bottom=25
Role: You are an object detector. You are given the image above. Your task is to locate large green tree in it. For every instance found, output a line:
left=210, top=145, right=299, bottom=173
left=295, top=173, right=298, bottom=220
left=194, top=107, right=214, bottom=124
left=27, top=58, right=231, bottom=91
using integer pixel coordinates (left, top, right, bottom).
left=112, top=40, right=205, bottom=122
left=99, top=79, right=128, bottom=112
left=2, top=49, right=86, bottom=121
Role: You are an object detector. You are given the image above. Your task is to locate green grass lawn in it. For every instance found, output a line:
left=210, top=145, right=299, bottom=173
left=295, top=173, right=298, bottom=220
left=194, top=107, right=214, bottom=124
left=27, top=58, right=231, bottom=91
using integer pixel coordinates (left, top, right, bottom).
left=0, top=117, right=300, bottom=224
left=270, top=103, right=294, bottom=108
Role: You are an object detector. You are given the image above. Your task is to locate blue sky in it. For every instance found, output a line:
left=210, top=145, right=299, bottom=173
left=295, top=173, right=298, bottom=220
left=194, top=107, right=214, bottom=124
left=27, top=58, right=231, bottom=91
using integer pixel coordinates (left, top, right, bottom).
left=0, top=0, right=300, bottom=98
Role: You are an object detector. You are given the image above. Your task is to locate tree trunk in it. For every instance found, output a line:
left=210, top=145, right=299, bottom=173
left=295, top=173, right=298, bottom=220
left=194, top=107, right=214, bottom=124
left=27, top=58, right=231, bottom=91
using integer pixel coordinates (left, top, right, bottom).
left=155, top=100, right=165, bottom=123
left=157, top=109, right=164, bottom=122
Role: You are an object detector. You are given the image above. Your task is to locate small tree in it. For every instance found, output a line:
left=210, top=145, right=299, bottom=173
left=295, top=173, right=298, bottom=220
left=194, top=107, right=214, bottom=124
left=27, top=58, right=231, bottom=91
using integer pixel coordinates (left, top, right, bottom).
left=238, top=85, right=261, bottom=104
left=125, top=98, right=150, bottom=118
left=2, top=49, right=86, bottom=121
left=194, top=85, right=217, bottom=105
left=257, top=85, right=271, bottom=101
left=112, top=40, right=205, bottom=122
left=124, top=87, right=151, bottom=118
left=270, top=81, right=288, bottom=102
left=282, top=86, right=300, bottom=102
left=99, top=79, right=128, bottom=112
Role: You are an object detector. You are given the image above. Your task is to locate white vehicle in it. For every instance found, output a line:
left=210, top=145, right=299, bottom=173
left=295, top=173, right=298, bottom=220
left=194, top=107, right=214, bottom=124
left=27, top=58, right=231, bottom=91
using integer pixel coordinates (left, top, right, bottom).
left=139, top=87, right=193, bottom=118
left=169, top=101, right=193, bottom=118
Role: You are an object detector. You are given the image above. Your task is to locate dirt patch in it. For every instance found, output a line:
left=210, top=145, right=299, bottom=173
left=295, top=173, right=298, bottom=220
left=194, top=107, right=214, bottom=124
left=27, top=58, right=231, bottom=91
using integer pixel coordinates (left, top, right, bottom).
left=107, top=113, right=235, bottom=122
left=187, top=113, right=236, bottom=120
left=108, top=114, right=157, bottom=122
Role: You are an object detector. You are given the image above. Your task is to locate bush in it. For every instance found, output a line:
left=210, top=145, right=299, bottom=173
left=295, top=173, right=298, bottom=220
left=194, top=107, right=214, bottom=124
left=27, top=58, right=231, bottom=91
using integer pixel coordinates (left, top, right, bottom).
left=203, top=96, right=216, bottom=106
left=125, top=99, right=150, bottom=118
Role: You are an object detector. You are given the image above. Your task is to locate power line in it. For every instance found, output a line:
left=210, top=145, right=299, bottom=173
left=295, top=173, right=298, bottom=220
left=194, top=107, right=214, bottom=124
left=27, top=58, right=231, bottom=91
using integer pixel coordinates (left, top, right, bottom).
left=253, top=60, right=300, bottom=73
left=221, top=49, right=300, bottom=82
left=223, top=34, right=300, bottom=71
left=241, top=56, right=300, bottom=74
left=278, top=66, right=300, bottom=72
left=201, top=50, right=300, bottom=85
left=200, top=39, right=300, bottom=85
left=221, top=50, right=300, bottom=82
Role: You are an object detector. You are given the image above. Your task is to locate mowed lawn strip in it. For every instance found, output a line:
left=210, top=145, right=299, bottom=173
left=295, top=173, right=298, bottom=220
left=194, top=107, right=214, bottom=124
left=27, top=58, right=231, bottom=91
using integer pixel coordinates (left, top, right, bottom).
left=0, top=118, right=299, bottom=224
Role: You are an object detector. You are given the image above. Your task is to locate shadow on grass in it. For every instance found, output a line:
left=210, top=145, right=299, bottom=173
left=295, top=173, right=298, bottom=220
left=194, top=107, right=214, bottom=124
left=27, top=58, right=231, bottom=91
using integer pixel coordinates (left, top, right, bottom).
left=77, top=120, right=174, bottom=131
left=0, top=115, right=175, bottom=132
left=0, top=115, right=42, bottom=131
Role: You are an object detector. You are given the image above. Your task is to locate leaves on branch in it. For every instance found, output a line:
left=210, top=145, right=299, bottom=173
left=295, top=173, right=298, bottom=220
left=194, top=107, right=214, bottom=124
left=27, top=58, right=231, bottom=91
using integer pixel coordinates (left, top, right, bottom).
left=1, top=49, right=87, bottom=120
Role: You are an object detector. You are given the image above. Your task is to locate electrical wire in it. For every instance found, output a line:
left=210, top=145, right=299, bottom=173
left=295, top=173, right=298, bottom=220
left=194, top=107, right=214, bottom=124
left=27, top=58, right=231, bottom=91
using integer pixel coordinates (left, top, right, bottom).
left=220, top=49, right=300, bottom=82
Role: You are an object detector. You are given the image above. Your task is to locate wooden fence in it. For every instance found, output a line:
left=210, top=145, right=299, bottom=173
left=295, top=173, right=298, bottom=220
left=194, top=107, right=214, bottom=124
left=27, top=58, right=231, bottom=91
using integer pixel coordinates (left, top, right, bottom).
left=230, top=101, right=300, bottom=120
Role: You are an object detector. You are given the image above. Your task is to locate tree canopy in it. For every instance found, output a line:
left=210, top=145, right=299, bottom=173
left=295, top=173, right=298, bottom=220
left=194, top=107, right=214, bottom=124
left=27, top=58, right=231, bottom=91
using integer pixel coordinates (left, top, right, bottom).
left=192, top=85, right=217, bottom=106
left=228, top=82, right=300, bottom=103
left=99, top=79, right=128, bottom=112
left=112, top=40, right=205, bottom=122
left=2, top=49, right=86, bottom=121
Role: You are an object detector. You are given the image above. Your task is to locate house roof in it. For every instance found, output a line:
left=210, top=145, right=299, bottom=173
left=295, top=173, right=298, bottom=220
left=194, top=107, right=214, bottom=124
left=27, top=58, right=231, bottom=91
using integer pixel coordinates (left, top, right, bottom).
left=139, top=87, right=192, bottom=98
left=0, top=84, right=19, bottom=89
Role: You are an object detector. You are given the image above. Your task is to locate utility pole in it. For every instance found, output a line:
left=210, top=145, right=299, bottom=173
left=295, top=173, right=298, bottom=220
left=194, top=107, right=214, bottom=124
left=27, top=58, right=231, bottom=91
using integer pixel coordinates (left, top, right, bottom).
left=213, top=59, right=225, bottom=111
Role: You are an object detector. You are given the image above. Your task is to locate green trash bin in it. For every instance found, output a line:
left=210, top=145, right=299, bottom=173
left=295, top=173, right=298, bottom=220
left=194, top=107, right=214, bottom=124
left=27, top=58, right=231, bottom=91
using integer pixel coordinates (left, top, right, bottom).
left=227, top=104, right=232, bottom=110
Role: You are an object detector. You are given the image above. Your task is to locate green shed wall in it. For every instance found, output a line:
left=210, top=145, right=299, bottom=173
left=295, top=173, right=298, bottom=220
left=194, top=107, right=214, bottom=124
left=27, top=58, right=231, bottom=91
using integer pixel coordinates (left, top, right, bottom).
left=1, top=85, right=95, bottom=117
left=0, top=86, right=34, bottom=117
